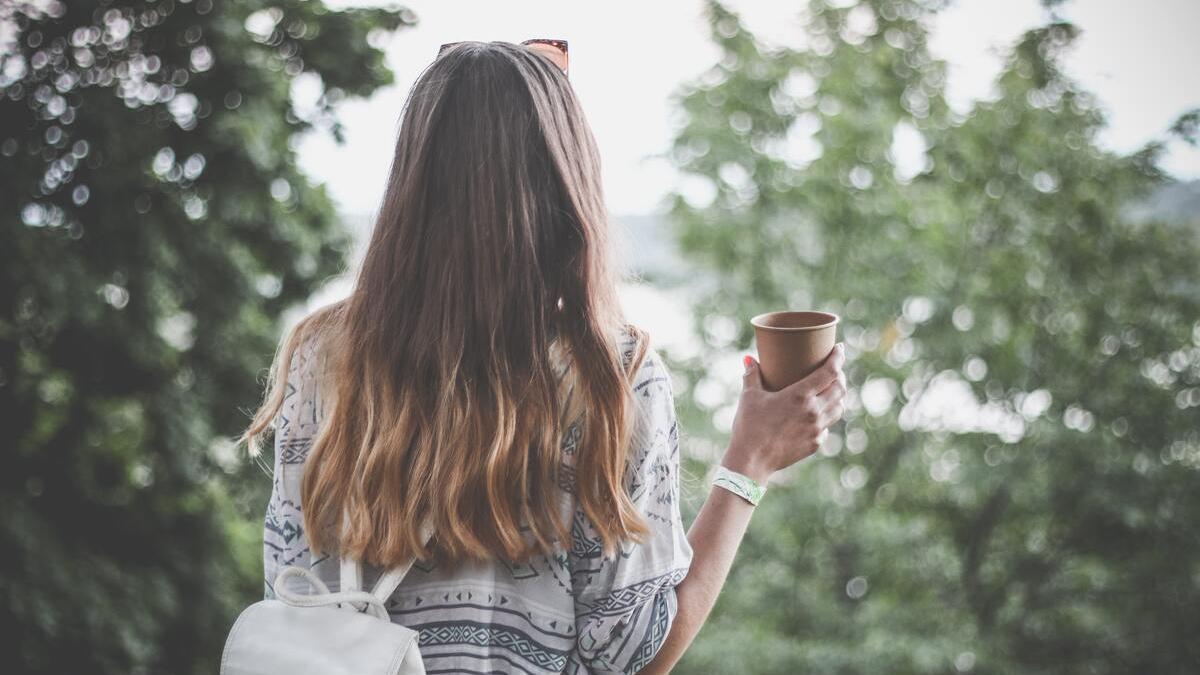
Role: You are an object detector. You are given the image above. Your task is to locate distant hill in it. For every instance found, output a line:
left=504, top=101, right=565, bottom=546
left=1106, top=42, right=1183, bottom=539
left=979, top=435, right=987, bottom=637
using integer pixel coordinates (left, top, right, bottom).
left=1127, top=179, right=1200, bottom=226
left=333, top=179, right=1199, bottom=290
left=610, top=212, right=689, bottom=286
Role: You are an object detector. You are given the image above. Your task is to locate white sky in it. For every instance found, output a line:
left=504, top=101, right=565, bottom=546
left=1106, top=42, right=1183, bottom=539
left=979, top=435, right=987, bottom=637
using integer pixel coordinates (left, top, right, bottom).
left=298, top=0, right=1200, bottom=216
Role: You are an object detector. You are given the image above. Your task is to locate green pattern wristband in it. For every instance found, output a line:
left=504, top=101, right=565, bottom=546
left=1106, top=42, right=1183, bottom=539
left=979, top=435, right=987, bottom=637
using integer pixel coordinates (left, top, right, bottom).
left=713, top=465, right=767, bottom=506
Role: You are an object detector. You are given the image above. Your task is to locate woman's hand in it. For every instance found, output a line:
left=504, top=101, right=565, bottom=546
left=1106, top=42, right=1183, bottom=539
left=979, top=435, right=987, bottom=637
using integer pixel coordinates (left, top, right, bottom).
left=721, top=343, right=847, bottom=484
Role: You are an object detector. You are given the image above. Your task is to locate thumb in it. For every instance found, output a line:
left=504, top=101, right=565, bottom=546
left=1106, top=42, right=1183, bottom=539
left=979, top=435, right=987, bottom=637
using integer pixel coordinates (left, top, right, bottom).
left=742, top=355, right=763, bottom=390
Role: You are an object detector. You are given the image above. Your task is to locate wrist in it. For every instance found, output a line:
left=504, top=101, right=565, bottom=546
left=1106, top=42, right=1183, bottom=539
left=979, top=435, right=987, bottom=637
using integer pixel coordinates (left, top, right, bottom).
left=712, top=465, right=768, bottom=506
left=719, top=448, right=773, bottom=486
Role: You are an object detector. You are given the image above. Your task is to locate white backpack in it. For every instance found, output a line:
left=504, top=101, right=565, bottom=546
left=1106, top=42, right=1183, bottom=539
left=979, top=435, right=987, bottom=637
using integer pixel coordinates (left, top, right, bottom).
left=221, top=518, right=434, bottom=675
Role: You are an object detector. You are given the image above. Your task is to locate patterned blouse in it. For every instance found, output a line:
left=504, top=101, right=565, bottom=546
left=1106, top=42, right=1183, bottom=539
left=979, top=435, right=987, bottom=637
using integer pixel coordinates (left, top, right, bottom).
left=262, top=328, right=694, bottom=674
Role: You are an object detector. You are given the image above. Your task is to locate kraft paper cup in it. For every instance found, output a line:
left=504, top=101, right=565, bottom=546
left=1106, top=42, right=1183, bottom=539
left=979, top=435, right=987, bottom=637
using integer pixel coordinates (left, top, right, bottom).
left=750, top=310, right=840, bottom=392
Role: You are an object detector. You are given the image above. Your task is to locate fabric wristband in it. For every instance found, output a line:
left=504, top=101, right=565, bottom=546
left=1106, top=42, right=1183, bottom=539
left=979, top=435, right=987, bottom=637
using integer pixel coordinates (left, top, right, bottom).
left=712, top=465, right=767, bottom=506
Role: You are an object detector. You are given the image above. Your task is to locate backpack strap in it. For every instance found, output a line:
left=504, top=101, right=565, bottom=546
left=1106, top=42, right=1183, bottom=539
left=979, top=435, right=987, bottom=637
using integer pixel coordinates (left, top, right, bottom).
left=338, top=515, right=435, bottom=614
left=274, top=566, right=391, bottom=621
left=366, top=517, right=436, bottom=603
left=336, top=511, right=366, bottom=613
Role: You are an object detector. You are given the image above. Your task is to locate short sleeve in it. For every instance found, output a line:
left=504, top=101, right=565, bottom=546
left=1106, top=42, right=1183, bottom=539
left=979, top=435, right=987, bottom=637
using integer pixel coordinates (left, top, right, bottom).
left=566, top=346, right=694, bottom=674
left=262, top=334, right=325, bottom=600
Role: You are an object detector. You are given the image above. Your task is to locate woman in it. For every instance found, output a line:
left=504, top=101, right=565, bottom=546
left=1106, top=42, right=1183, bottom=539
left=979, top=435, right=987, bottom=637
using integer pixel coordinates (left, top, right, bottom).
left=239, top=39, right=846, bottom=674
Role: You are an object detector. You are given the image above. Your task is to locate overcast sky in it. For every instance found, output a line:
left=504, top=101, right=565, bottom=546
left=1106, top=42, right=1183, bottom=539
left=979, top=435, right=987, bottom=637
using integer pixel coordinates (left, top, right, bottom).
left=298, top=0, right=1200, bottom=217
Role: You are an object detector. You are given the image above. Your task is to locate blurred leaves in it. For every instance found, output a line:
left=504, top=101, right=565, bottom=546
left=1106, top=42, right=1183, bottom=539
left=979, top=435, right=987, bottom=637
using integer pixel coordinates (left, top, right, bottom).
left=1170, top=108, right=1200, bottom=146
left=0, top=1, right=415, bottom=672
left=666, top=1, right=1200, bottom=673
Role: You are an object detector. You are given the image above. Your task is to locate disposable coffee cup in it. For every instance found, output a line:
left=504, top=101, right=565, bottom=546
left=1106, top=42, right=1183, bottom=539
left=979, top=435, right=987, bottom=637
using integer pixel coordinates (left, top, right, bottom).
left=749, top=310, right=840, bottom=392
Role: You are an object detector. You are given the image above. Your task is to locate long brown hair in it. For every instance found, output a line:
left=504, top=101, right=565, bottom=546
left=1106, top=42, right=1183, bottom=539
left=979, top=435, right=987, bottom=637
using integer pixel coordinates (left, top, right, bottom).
left=239, top=41, right=652, bottom=568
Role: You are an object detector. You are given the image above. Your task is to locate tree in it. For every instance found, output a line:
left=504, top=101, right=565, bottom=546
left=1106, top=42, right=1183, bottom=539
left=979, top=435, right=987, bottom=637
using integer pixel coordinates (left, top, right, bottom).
left=0, top=1, right=415, bottom=671
left=665, top=1, right=1200, bottom=672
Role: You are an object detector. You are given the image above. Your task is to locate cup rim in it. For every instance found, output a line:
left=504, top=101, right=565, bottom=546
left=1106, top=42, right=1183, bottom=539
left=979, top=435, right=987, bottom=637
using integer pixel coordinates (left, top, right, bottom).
left=750, top=310, right=840, bottom=332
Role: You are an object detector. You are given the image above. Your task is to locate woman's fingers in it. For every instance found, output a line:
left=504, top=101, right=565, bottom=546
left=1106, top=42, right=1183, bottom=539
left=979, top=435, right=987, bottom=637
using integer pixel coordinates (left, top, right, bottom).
left=820, top=399, right=845, bottom=429
left=770, top=345, right=847, bottom=461
left=784, top=344, right=845, bottom=399
left=815, top=371, right=847, bottom=429
left=793, top=373, right=845, bottom=454
left=799, top=427, right=829, bottom=457
left=816, top=372, right=847, bottom=407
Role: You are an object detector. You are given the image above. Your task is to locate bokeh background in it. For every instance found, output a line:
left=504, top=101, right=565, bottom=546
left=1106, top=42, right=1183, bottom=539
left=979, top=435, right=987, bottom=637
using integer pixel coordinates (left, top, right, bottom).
left=2, top=0, right=1198, bottom=672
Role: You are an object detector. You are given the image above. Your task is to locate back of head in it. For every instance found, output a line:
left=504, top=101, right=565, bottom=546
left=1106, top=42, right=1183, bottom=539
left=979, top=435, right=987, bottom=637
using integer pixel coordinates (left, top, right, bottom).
left=242, top=41, right=652, bottom=568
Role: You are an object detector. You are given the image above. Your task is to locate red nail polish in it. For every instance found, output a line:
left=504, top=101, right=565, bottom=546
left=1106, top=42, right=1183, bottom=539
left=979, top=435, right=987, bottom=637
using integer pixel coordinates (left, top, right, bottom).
left=743, top=355, right=753, bottom=369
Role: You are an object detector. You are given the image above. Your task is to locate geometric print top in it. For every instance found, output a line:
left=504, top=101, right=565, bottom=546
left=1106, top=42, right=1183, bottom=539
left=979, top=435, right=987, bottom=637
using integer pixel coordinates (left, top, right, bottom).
left=262, top=325, right=694, bottom=674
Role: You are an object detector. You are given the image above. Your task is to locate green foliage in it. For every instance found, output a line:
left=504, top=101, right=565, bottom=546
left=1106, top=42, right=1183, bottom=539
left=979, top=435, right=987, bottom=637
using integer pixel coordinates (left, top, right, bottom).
left=666, top=1, right=1200, bottom=673
left=0, top=1, right=415, bottom=672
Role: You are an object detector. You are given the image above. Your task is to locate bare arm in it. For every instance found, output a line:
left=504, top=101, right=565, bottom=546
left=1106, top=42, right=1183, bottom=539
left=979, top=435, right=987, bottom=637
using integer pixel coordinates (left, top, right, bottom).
left=639, top=345, right=847, bottom=673
left=637, top=465, right=757, bottom=675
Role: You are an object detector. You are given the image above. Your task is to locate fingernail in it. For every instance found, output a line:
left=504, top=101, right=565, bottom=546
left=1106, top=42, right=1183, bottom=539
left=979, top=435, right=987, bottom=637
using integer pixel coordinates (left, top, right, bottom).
left=743, top=355, right=753, bottom=373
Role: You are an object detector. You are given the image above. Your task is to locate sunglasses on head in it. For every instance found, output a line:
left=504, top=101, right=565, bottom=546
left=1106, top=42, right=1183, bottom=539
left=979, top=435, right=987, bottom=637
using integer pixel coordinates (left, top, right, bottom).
left=437, top=38, right=569, bottom=77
